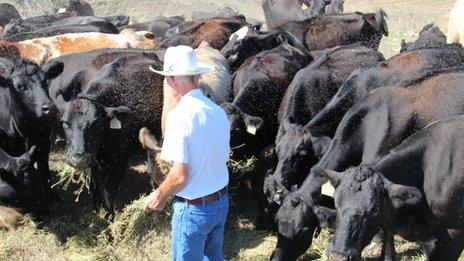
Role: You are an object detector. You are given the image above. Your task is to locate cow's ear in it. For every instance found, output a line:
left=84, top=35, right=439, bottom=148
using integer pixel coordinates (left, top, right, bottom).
left=43, top=60, right=64, bottom=81
left=314, top=206, right=337, bottom=228
left=312, top=166, right=342, bottom=188
left=0, top=148, right=15, bottom=172
left=244, top=114, right=264, bottom=135
left=138, top=127, right=162, bottom=153
left=0, top=146, right=34, bottom=173
left=16, top=146, right=36, bottom=171
left=385, top=181, right=422, bottom=209
left=105, top=106, right=130, bottom=119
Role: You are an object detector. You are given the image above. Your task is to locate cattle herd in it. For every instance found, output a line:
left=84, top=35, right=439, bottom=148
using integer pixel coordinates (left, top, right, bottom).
left=1, top=0, right=464, bottom=260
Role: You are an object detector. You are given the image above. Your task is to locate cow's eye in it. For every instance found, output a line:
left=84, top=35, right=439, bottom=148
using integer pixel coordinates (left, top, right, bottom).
left=15, top=85, right=26, bottom=91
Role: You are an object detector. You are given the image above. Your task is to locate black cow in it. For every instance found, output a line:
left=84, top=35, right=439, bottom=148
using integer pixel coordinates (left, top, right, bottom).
left=279, top=10, right=388, bottom=51
left=262, top=0, right=327, bottom=29
left=269, top=44, right=383, bottom=201
left=222, top=38, right=311, bottom=229
left=273, top=43, right=464, bottom=193
left=320, top=115, right=464, bottom=261
left=276, top=44, right=384, bottom=144
left=68, top=0, right=94, bottom=16
left=223, top=38, right=311, bottom=159
left=119, top=16, right=185, bottom=39
left=317, top=70, right=464, bottom=176
left=273, top=71, right=464, bottom=260
left=400, top=23, right=447, bottom=52
left=0, top=3, right=21, bottom=27
left=46, top=48, right=164, bottom=146
left=0, top=58, right=64, bottom=201
left=61, top=56, right=163, bottom=217
left=104, top=15, right=130, bottom=28
left=2, top=16, right=118, bottom=42
left=0, top=146, right=49, bottom=219
left=221, top=28, right=295, bottom=72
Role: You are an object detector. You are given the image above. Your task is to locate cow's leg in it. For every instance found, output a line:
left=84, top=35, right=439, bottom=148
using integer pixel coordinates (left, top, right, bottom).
left=427, top=228, right=464, bottom=261
left=380, top=230, right=396, bottom=261
left=100, top=153, right=128, bottom=220
left=34, top=130, right=60, bottom=202
left=90, top=164, right=105, bottom=209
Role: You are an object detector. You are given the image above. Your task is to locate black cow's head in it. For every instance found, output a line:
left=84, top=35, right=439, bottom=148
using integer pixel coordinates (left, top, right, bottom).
left=0, top=146, right=49, bottom=217
left=221, top=30, right=291, bottom=71
left=62, top=96, right=129, bottom=169
left=319, top=166, right=422, bottom=260
left=0, top=59, right=63, bottom=119
left=222, top=102, right=264, bottom=150
left=274, top=185, right=336, bottom=260
left=274, top=117, right=331, bottom=198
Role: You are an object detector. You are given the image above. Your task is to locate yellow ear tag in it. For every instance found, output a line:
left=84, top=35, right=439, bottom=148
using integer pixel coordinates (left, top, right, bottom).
left=246, top=125, right=257, bottom=135
left=110, top=118, right=122, bottom=129
left=321, top=182, right=335, bottom=197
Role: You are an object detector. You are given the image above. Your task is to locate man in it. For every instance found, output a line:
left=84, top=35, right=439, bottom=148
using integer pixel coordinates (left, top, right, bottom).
left=144, top=45, right=230, bottom=261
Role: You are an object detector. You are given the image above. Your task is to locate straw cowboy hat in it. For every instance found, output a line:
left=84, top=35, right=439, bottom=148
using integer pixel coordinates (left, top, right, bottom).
left=149, top=45, right=215, bottom=76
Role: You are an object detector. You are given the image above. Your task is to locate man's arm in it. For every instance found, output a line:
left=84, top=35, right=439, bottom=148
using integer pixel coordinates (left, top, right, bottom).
left=144, top=161, right=189, bottom=212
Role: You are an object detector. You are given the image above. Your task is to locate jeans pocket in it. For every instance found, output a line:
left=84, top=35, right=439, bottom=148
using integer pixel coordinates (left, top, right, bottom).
left=186, top=207, right=216, bottom=237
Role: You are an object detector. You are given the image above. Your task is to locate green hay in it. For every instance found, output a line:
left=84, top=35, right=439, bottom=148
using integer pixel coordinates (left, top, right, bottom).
left=53, top=164, right=91, bottom=202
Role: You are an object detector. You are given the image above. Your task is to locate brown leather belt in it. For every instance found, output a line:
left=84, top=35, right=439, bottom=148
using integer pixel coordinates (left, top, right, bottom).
left=175, top=186, right=228, bottom=205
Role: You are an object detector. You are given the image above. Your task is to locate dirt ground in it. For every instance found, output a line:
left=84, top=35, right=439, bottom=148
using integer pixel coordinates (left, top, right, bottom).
left=1, top=0, right=463, bottom=260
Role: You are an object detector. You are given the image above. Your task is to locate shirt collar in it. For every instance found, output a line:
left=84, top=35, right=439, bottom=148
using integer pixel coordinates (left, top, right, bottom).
left=183, top=88, right=203, bottom=98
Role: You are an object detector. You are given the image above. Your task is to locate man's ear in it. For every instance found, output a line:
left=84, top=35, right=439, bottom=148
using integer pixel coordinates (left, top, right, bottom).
left=105, top=106, right=130, bottom=119
left=244, top=114, right=264, bottom=135
left=385, top=181, right=422, bottom=209
left=314, top=206, right=337, bottom=228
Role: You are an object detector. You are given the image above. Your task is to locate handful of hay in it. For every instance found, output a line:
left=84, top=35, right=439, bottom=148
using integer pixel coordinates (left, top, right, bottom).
left=52, top=164, right=91, bottom=202
left=107, top=196, right=172, bottom=244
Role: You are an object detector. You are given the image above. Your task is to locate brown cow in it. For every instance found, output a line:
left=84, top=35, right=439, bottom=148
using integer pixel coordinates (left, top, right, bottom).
left=158, top=16, right=249, bottom=50
left=0, top=29, right=157, bottom=65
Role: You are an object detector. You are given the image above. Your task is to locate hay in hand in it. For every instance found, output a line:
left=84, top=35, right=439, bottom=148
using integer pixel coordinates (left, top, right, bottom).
left=52, top=164, right=91, bottom=202
left=107, top=195, right=172, bottom=244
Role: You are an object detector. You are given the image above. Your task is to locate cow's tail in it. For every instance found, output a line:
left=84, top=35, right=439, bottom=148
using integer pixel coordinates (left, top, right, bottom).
left=0, top=206, right=24, bottom=230
left=376, top=9, right=388, bottom=37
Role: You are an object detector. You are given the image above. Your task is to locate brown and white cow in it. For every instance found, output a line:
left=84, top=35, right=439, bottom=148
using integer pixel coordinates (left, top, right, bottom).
left=0, top=29, right=157, bottom=65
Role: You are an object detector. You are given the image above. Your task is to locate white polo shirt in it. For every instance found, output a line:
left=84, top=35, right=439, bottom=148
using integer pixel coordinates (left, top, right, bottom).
left=160, top=88, right=230, bottom=199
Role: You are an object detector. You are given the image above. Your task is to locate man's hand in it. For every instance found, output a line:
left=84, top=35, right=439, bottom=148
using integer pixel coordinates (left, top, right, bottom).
left=143, top=161, right=189, bottom=212
left=144, top=189, right=167, bottom=212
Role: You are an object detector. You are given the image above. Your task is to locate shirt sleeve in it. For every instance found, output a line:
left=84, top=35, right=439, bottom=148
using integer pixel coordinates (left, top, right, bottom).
left=160, top=114, right=189, bottom=164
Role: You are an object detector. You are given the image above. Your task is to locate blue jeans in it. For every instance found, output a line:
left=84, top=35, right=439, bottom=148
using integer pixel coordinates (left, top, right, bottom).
left=172, top=194, right=229, bottom=261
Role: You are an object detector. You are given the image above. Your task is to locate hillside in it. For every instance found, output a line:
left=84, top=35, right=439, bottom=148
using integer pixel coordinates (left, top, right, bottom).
left=3, top=0, right=455, bottom=57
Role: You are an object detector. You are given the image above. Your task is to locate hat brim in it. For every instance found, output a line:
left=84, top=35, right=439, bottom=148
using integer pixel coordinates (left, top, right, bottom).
left=149, top=63, right=215, bottom=76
